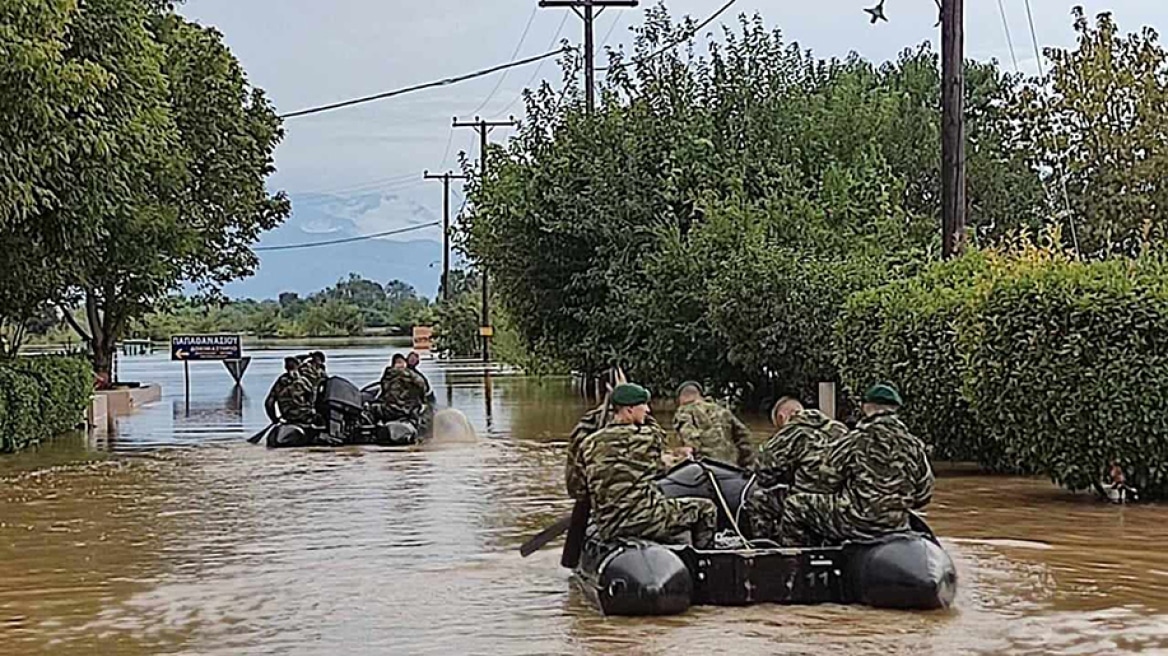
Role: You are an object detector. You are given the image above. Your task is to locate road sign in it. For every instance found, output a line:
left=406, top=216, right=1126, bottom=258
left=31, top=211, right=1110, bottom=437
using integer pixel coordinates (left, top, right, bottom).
left=412, top=326, right=434, bottom=352
left=224, top=357, right=252, bottom=384
left=479, top=326, right=494, bottom=337
left=170, top=335, right=242, bottom=361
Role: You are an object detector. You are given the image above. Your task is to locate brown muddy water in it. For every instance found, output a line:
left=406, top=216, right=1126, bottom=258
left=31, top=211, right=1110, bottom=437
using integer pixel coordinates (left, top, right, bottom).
left=1, top=347, right=1166, bottom=655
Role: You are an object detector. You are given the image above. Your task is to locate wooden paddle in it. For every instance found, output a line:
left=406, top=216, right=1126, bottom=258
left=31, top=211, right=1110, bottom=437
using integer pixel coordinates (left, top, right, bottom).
left=247, top=423, right=275, bottom=444
left=519, top=511, right=573, bottom=557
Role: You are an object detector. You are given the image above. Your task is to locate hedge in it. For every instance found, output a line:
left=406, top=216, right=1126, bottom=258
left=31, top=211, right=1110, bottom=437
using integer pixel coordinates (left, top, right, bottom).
left=835, top=245, right=1168, bottom=499
left=0, top=356, right=92, bottom=453
left=835, top=252, right=999, bottom=465
left=963, top=256, right=1168, bottom=499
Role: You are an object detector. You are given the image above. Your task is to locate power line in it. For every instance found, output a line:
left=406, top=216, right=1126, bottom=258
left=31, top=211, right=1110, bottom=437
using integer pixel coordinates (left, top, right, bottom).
left=1023, top=0, right=1044, bottom=76
left=255, top=222, right=441, bottom=251
left=996, top=0, right=1019, bottom=72
left=470, top=5, right=541, bottom=117
left=601, top=11, right=624, bottom=46
left=601, top=0, right=738, bottom=72
left=280, top=46, right=571, bottom=119
left=498, top=11, right=571, bottom=117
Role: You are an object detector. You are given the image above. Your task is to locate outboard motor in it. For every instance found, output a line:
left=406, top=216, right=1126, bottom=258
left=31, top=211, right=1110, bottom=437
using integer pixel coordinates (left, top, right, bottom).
left=319, top=376, right=364, bottom=443
left=586, top=540, right=693, bottom=616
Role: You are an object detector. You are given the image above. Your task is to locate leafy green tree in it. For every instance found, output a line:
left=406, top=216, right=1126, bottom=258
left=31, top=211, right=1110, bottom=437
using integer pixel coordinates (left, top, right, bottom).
left=1011, top=7, right=1168, bottom=256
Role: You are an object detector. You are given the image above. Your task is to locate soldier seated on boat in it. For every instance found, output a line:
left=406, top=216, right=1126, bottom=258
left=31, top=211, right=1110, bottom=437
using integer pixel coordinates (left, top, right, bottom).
left=406, top=351, right=436, bottom=404
left=778, top=384, right=933, bottom=546
left=746, top=396, right=850, bottom=541
left=671, top=381, right=754, bottom=468
left=577, top=383, right=718, bottom=548
left=298, top=351, right=327, bottom=393
left=264, top=357, right=317, bottom=425
left=367, top=353, right=428, bottom=423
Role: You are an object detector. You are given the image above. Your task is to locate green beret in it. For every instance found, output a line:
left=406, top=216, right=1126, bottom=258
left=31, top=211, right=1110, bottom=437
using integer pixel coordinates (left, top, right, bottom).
left=676, top=380, right=703, bottom=397
left=863, top=383, right=903, bottom=407
left=611, top=383, right=651, bottom=407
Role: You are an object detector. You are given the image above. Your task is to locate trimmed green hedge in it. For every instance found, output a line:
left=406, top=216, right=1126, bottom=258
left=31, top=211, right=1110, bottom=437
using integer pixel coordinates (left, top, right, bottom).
left=835, top=247, right=1168, bottom=499
left=835, top=252, right=997, bottom=465
left=0, top=356, right=92, bottom=453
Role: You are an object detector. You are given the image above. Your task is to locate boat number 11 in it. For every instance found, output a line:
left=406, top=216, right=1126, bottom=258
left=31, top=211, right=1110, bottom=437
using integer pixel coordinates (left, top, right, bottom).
left=805, top=570, right=832, bottom=587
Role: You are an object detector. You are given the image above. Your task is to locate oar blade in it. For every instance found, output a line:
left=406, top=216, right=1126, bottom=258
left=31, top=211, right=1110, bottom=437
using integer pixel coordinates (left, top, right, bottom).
left=519, top=512, right=573, bottom=558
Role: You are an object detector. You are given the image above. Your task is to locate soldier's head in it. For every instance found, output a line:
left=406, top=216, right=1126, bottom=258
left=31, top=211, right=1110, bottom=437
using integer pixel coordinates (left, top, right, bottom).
left=675, top=381, right=703, bottom=406
left=310, top=351, right=326, bottom=365
left=610, top=383, right=652, bottom=425
left=771, top=396, right=804, bottom=428
left=406, top=352, right=420, bottom=368
left=861, top=383, right=903, bottom=417
left=392, top=353, right=408, bottom=370
left=283, top=357, right=300, bottom=373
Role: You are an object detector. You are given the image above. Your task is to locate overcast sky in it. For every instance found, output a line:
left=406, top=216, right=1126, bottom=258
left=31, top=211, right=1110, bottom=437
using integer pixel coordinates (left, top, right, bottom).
left=180, top=0, right=1168, bottom=239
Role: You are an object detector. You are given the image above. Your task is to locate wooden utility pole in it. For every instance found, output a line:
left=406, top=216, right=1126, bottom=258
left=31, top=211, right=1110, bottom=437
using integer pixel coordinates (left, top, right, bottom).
left=538, top=0, right=639, bottom=112
left=452, top=116, right=518, bottom=363
left=423, top=170, right=468, bottom=301
left=940, top=0, right=965, bottom=259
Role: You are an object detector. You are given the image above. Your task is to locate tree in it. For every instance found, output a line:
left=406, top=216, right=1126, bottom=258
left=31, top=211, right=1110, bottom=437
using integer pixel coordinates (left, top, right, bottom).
left=384, top=279, right=419, bottom=307
left=1011, top=7, right=1168, bottom=257
left=58, top=1, right=288, bottom=381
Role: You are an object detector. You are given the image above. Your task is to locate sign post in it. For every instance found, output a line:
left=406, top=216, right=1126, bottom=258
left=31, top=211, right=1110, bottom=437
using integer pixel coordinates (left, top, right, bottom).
left=171, top=335, right=245, bottom=415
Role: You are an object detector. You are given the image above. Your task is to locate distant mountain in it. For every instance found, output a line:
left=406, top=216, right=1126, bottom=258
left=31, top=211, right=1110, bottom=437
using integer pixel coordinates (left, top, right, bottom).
left=222, top=190, right=454, bottom=300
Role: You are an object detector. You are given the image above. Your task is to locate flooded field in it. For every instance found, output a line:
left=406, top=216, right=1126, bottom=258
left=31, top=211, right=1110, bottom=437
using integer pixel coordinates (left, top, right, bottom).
left=2, top=347, right=1166, bottom=655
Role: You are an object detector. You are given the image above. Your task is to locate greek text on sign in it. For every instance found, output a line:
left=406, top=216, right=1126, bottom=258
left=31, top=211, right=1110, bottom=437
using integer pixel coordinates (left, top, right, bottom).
left=171, top=335, right=242, bottom=361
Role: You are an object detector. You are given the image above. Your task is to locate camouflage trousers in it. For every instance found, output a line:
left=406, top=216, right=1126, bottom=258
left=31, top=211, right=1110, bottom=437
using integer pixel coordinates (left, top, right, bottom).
left=281, top=406, right=317, bottom=426
left=744, top=486, right=786, bottom=542
left=778, top=492, right=911, bottom=546
left=603, top=497, right=718, bottom=549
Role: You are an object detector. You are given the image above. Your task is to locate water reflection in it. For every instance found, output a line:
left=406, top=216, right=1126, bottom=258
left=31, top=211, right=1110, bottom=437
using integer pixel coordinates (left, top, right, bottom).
left=0, top=346, right=1166, bottom=655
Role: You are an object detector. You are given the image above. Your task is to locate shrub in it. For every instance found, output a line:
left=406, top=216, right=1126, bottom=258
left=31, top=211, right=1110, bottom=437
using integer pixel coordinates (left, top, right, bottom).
left=962, top=254, right=1168, bottom=498
left=0, top=356, right=92, bottom=453
left=835, top=252, right=994, bottom=464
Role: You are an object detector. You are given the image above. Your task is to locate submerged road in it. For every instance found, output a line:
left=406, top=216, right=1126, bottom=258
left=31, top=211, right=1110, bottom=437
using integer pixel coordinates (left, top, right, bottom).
left=1, top=346, right=1166, bottom=655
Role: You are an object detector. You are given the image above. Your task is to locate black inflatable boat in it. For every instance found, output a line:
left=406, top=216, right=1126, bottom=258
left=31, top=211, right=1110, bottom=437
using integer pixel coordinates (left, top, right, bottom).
left=573, top=459, right=957, bottom=616
left=264, top=376, right=433, bottom=448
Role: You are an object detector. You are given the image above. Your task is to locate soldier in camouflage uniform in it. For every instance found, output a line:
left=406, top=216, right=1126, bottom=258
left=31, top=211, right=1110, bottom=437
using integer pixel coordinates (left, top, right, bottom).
left=778, top=384, right=934, bottom=546
left=578, top=383, right=718, bottom=548
left=672, top=381, right=754, bottom=467
left=746, top=397, right=850, bottom=540
left=264, top=357, right=317, bottom=425
left=298, top=351, right=327, bottom=393
left=370, top=353, right=429, bottom=422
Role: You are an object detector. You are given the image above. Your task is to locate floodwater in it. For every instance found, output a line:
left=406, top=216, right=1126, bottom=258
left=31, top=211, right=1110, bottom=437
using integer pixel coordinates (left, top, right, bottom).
left=2, top=346, right=1167, bottom=655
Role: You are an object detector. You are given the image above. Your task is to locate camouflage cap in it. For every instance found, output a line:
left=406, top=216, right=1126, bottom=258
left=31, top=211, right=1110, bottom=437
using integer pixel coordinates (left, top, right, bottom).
left=863, top=383, right=903, bottom=407
left=611, top=383, right=651, bottom=407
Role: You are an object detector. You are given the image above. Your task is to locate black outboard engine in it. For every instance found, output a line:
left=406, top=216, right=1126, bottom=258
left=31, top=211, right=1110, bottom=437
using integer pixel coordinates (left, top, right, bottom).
left=319, top=376, right=364, bottom=443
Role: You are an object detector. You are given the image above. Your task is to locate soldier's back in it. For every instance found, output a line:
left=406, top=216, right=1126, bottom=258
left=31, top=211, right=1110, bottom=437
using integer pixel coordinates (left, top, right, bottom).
left=758, top=409, right=849, bottom=493
left=579, top=423, right=668, bottom=540
left=673, top=400, right=737, bottom=463
left=836, top=412, right=933, bottom=534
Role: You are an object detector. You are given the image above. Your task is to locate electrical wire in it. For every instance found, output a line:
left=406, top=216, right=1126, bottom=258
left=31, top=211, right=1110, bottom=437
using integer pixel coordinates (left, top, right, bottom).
left=470, top=4, right=540, bottom=117
left=280, top=46, right=571, bottom=119
left=497, top=12, right=571, bottom=118
left=1023, top=0, right=1044, bottom=76
left=996, top=0, right=1019, bottom=72
left=600, top=0, right=738, bottom=73
left=255, top=221, right=441, bottom=251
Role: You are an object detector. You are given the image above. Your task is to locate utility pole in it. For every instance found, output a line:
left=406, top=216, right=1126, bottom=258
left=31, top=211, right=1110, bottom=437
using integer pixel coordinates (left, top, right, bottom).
left=452, top=115, right=518, bottom=363
left=423, top=170, right=468, bottom=301
left=538, top=0, right=639, bottom=113
left=940, top=0, right=965, bottom=259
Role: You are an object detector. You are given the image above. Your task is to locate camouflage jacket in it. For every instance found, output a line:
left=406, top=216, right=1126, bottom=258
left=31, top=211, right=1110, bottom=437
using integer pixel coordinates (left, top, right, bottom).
left=565, top=401, right=659, bottom=499
left=577, top=422, right=672, bottom=542
left=672, top=400, right=754, bottom=467
left=756, top=409, right=850, bottom=493
left=300, top=360, right=326, bottom=392
left=379, top=367, right=428, bottom=415
left=830, top=411, right=934, bottom=535
left=266, top=372, right=316, bottom=424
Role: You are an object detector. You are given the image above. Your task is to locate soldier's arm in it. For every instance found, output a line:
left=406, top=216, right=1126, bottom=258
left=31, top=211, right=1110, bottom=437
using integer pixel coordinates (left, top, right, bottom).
left=729, top=411, right=755, bottom=468
left=754, top=430, right=793, bottom=488
left=565, top=410, right=600, bottom=499
left=673, top=407, right=703, bottom=451
left=264, top=383, right=281, bottom=423
left=911, top=447, right=935, bottom=509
